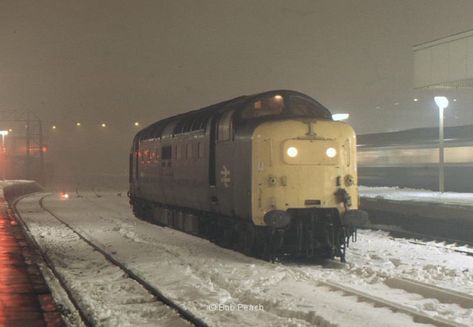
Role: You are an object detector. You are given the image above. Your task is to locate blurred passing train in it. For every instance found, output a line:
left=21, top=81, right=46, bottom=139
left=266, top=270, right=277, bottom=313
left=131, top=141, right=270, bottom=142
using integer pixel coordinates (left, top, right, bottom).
left=358, top=125, right=473, bottom=192
left=129, top=90, right=367, bottom=261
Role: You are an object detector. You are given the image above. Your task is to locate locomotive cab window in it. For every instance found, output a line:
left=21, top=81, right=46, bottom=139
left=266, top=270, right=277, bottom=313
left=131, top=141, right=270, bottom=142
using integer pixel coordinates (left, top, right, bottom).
left=241, top=95, right=285, bottom=120
left=289, top=96, right=332, bottom=119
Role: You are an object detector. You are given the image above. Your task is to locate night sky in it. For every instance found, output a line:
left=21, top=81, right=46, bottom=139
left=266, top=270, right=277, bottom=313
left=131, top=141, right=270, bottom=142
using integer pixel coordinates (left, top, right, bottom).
left=1, top=1, right=473, bottom=188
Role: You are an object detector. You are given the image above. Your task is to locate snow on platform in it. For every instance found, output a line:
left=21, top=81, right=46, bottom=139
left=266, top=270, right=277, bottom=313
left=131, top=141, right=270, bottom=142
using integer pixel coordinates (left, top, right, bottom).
left=360, top=186, right=473, bottom=207
left=359, top=186, right=473, bottom=243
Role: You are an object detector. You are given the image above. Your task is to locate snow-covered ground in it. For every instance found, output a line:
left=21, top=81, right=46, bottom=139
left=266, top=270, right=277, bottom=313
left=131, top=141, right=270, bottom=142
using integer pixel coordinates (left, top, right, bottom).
left=360, top=185, right=473, bottom=206
left=14, top=191, right=473, bottom=326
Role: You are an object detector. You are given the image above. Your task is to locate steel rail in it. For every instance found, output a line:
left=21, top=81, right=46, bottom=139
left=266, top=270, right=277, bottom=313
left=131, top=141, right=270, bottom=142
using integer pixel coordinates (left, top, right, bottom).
left=27, top=193, right=208, bottom=327
left=12, top=193, right=90, bottom=327
left=384, top=277, right=473, bottom=309
left=320, top=279, right=468, bottom=327
left=319, top=280, right=468, bottom=327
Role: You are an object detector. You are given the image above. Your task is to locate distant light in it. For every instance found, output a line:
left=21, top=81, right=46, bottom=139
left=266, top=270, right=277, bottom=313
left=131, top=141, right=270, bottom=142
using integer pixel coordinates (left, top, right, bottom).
left=0, top=131, right=8, bottom=136
left=42, top=146, right=48, bottom=152
left=413, top=98, right=419, bottom=102
left=8, top=129, right=12, bottom=132
left=76, top=122, right=81, bottom=127
left=434, top=96, right=449, bottom=110
left=394, top=102, right=399, bottom=106
left=453, top=98, right=457, bottom=102
left=101, top=123, right=107, bottom=127
left=332, top=113, right=350, bottom=121
left=134, top=122, right=140, bottom=127
left=274, top=95, right=283, bottom=101
left=375, top=106, right=381, bottom=110
left=60, top=192, right=69, bottom=200
left=52, top=125, right=56, bottom=130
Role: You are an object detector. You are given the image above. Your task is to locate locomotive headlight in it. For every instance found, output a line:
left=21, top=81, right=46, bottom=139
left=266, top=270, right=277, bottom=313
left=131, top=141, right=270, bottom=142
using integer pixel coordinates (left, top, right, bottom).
left=326, top=147, right=337, bottom=158
left=287, top=146, right=298, bottom=158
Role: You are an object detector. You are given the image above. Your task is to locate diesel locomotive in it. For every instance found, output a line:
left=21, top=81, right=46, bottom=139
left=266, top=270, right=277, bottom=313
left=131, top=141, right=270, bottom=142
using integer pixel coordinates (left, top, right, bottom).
left=129, top=90, right=367, bottom=261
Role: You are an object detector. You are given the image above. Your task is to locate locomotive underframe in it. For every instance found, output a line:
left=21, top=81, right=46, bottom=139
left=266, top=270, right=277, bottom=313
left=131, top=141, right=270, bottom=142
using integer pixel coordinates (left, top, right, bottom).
left=130, top=196, right=354, bottom=262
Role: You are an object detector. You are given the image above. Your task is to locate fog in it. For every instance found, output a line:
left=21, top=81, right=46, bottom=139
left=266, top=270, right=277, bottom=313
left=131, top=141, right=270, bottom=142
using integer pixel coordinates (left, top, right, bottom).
left=1, top=0, right=473, bottom=189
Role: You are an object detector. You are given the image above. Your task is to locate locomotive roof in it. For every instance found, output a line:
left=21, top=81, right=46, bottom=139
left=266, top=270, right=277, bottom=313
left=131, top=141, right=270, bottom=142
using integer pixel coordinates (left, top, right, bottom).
left=135, top=90, right=329, bottom=141
left=358, top=124, right=473, bottom=148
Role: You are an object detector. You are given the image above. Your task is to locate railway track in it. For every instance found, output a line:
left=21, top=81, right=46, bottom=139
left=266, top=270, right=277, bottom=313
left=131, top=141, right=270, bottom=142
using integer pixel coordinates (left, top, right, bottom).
left=14, top=193, right=207, bottom=327
left=72, top=193, right=473, bottom=325
left=291, top=261, right=473, bottom=327
left=291, top=230, right=473, bottom=327
left=365, top=227, right=473, bottom=257
left=319, top=278, right=470, bottom=327
left=383, top=277, right=473, bottom=309
left=404, top=238, right=473, bottom=257
left=26, top=192, right=473, bottom=326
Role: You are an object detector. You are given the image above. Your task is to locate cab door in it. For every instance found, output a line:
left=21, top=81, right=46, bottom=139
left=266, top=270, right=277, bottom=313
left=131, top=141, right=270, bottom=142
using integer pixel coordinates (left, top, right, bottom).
left=209, top=110, right=235, bottom=215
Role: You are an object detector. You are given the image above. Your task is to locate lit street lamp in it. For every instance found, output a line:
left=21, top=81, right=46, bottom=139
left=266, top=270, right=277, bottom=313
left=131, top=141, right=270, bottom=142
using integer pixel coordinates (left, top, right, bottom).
left=434, top=96, right=449, bottom=193
left=0, top=130, right=8, bottom=181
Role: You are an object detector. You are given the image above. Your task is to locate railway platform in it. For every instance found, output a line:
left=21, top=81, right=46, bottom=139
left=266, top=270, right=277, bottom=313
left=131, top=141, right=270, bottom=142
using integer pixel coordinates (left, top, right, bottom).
left=360, top=186, right=473, bottom=243
left=0, top=197, right=64, bottom=326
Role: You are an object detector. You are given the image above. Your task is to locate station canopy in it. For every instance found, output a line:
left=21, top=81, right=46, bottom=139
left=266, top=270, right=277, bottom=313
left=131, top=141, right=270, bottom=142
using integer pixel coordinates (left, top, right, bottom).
left=413, top=30, right=473, bottom=89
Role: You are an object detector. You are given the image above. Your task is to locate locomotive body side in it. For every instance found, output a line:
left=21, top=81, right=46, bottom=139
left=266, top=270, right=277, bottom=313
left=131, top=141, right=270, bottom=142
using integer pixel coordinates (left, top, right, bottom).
left=131, top=124, right=212, bottom=213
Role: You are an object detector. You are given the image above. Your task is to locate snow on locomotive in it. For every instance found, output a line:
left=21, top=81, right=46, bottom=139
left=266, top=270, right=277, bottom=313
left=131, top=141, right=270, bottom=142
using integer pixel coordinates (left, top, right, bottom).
left=129, top=90, right=367, bottom=261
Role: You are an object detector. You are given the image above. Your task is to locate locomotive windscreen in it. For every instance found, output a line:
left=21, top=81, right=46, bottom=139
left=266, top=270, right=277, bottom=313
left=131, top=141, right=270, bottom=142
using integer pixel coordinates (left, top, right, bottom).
left=290, top=96, right=332, bottom=119
left=241, top=94, right=332, bottom=120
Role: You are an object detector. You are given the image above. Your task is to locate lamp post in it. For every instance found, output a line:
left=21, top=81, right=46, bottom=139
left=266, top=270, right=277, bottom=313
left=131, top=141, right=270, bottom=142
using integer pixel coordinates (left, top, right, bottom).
left=434, top=96, right=448, bottom=193
left=0, top=130, right=8, bottom=181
